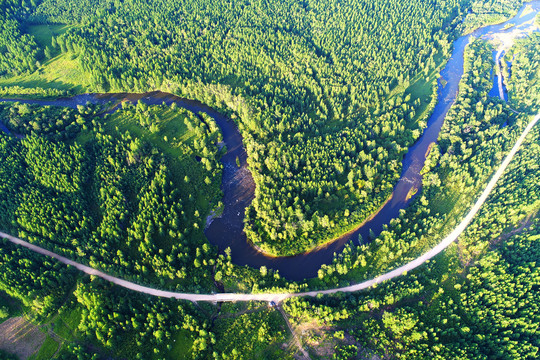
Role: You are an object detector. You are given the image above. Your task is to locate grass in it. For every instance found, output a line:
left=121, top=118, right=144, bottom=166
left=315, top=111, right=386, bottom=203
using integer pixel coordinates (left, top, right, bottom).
left=26, top=24, right=70, bottom=48
left=0, top=291, right=24, bottom=318
left=29, top=335, right=59, bottom=360
left=220, top=302, right=249, bottom=315
left=0, top=54, right=92, bottom=93
left=401, top=51, right=446, bottom=129
left=0, top=24, right=91, bottom=94
left=53, top=306, right=82, bottom=339
left=24, top=297, right=82, bottom=360
left=101, top=105, right=194, bottom=161
left=157, top=329, right=194, bottom=360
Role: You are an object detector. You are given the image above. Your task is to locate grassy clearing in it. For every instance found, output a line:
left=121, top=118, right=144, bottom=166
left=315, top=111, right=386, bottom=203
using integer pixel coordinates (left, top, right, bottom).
left=29, top=335, right=60, bottom=360
left=0, top=54, right=92, bottom=93
left=401, top=51, right=445, bottom=130
left=26, top=24, right=70, bottom=48
left=52, top=306, right=82, bottom=339
left=0, top=24, right=91, bottom=94
left=220, top=302, right=249, bottom=315
left=101, top=105, right=195, bottom=161
left=97, top=104, right=222, bottom=213
left=157, top=329, right=194, bottom=360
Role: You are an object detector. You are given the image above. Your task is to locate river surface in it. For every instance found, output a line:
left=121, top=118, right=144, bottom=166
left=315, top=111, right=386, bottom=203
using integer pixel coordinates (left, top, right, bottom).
left=489, top=50, right=509, bottom=101
left=1, top=1, right=539, bottom=281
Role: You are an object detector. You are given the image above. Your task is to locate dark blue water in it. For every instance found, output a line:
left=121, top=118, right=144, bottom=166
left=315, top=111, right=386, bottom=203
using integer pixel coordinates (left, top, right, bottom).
left=489, top=50, right=509, bottom=100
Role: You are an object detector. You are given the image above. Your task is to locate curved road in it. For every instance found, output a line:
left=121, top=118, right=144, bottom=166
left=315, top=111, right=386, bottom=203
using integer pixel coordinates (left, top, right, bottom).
left=2, top=112, right=538, bottom=303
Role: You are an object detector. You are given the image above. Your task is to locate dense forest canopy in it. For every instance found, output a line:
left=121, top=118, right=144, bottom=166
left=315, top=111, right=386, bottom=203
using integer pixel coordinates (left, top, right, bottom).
left=282, top=31, right=540, bottom=360
left=0, top=0, right=539, bottom=358
left=0, top=0, right=530, bottom=254
left=0, top=0, right=39, bottom=76
left=2, top=0, right=474, bottom=254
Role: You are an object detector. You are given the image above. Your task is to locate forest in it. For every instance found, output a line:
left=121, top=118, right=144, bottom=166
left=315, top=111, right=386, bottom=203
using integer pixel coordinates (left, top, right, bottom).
left=279, top=27, right=540, bottom=360
left=2, top=0, right=472, bottom=255
left=0, top=0, right=529, bottom=255
left=0, top=101, right=225, bottom=293
left=0, top=0, right=538, bottom=358
left=0, top=0, right=39, bottom=76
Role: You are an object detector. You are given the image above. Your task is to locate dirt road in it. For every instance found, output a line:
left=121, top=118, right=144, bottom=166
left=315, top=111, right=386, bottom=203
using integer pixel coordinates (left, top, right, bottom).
left=1, top=112, right=538, bottom=303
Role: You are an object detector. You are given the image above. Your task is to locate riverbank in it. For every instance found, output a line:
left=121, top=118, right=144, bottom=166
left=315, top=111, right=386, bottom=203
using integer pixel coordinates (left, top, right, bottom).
left=1, top=1, right=539, bottom=281
left=1, top=109, right=537, bottom=302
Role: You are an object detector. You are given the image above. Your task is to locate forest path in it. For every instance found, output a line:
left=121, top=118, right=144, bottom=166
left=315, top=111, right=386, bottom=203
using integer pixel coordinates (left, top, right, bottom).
left=276, top=305, right=311, bottom=360
left=1, top=112, right=538, bottom=302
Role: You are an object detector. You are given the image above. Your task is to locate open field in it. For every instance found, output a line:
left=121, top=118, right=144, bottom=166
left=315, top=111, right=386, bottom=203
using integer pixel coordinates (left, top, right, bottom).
left=0, top=317, right=46, bottom=360
left=0, top=25, right=91, bottom=94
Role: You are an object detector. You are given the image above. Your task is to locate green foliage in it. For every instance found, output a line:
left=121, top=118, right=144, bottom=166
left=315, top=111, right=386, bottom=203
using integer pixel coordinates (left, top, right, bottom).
left=57, top=344, right=101, bottom=360
left=285, top=33, right=540, bottom=360
left=0, top=102, right=98, bottom=139
left=73, top=277, right=213, bottom=358
left=0, top=238, right=78, bottom=314
left=315, top=39, right=526, bottom=286
left=30, top=0, right=115, bottom=24
left=24, top=0, right=466, bottom=255
left=213, top=309, right=287, bottom=359
left=0, top=100, right=232, bottom=358
left=333, top=344, right=358, bottom=360
left=23, top=136, right=86, bottom=192
left=462, top=0, right=524, bottom=33
left=0, top=102, right=223, bottom=293
left=507, top=33, right=540, bottom=112
left=0, top=349, right=18, bottom=360
left=0, top=2, right=538, bottom=359
left=0, top=306, right=8, bottom=319
left=0, top=85, right=69, bottom=98
left=33, top=336, right=62, bottom=360
left=0, top=0, right=39, bottom=76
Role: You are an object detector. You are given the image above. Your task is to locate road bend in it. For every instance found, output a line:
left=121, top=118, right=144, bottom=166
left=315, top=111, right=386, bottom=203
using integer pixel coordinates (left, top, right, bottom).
left=1, top=112, right=538, bottom=303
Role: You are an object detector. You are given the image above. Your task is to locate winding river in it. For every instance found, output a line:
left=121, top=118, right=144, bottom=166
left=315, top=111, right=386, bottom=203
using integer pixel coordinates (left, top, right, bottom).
left=1, top=1, right=539, bottom=281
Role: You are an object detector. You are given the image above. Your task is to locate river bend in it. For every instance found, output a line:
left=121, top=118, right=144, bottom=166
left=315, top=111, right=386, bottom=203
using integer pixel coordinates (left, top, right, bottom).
left=1, top=1, right=539, bottom=280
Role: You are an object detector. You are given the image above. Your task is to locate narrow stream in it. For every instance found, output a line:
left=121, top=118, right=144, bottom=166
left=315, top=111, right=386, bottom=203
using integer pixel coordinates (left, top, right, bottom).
left=489, top=49, right=509, bottom=101
left=1, top=1, right=539, bottom=281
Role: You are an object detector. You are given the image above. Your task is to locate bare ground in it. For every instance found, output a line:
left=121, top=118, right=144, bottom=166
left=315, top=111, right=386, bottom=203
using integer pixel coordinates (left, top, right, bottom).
left=276, top=306, right=311, bottom=360
left=0, top=317, right=47, bottom=359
